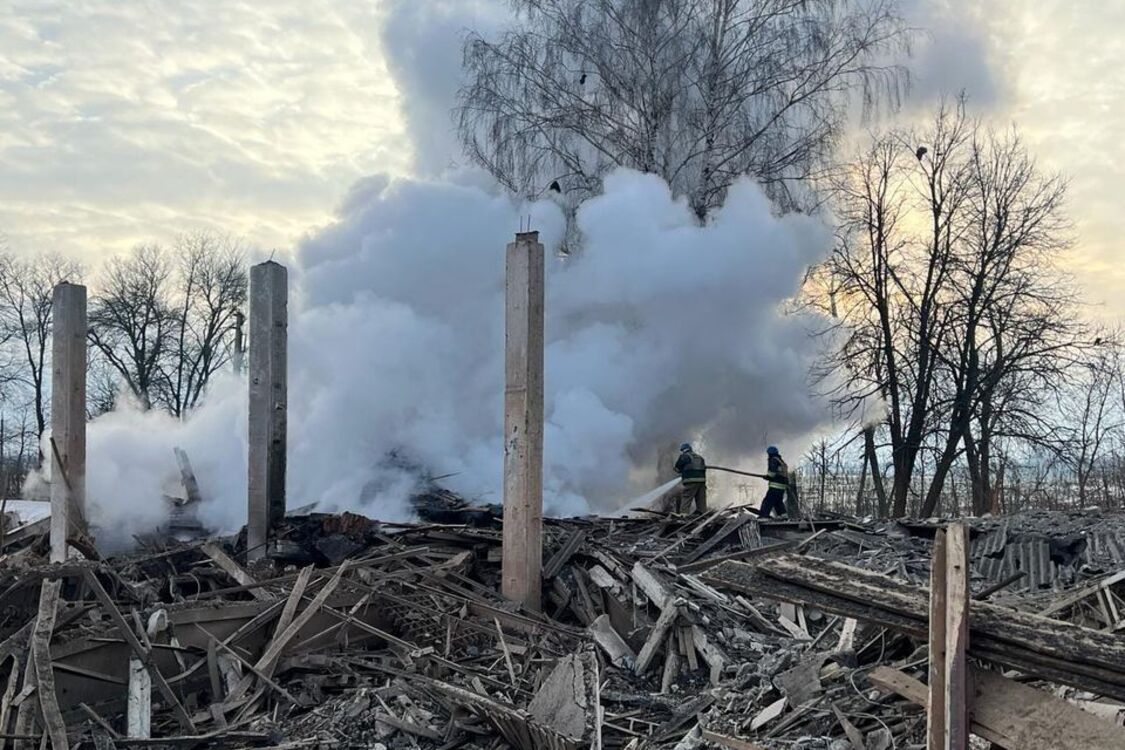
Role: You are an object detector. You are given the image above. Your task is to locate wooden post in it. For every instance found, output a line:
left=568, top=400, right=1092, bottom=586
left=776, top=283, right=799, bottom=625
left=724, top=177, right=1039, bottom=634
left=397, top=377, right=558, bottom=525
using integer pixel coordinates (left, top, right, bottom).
left=928, top=523, right=970, bottom=750
left=126, top=657, right=151, bottom=738
left=944, top=522, right=970, bottom=747
left=247, top=262, right=288, bottom=562
left=501, top=231, right=545, bottom=610
left=50, top=282, right=87, bottom=563
left=927, top=529, right=947, bottom=750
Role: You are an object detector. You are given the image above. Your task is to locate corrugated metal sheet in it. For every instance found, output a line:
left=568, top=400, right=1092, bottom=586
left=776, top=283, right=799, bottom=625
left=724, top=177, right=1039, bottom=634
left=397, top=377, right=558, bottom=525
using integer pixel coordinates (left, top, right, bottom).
left=972, top=536, right=1061, bottom=591
left=1087, top=532, right=1125, bottom=567
left=971, top=522, right=1008, bottom=560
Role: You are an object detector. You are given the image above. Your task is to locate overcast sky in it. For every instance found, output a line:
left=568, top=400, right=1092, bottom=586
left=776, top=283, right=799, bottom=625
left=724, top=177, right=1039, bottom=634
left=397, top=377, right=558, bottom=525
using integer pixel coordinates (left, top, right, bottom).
left=1, top=0, right=1122, bottom=314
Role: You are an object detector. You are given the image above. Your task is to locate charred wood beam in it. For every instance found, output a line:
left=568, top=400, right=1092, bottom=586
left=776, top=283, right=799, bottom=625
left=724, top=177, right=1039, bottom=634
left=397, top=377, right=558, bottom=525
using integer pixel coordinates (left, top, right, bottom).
left=705, top=553, right=1125, bottom=700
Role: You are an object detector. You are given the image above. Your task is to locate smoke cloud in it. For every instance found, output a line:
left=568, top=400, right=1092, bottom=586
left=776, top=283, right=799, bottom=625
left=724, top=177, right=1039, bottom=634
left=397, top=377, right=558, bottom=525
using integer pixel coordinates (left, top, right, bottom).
left=52, top=168, right=829, bottom=548
left=31, top=0, right=833, bottom=547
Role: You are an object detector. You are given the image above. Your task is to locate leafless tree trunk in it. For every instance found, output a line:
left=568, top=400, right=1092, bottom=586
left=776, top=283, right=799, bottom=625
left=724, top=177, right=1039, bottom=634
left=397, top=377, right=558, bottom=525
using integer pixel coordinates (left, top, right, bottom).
left=863, top=424, right=888, bottom=516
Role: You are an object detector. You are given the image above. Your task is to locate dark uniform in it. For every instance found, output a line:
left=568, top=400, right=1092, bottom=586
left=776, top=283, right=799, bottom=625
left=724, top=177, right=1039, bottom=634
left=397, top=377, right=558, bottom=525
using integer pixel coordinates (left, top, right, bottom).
left=674, top=449, right=708, bottom=513
left=759, top=453, right=789, bottom=518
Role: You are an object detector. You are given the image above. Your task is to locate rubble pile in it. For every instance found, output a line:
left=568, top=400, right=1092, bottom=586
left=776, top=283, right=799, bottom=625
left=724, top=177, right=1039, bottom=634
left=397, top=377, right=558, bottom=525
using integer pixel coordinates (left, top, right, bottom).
left=0, top=498, right=1124, bottom=749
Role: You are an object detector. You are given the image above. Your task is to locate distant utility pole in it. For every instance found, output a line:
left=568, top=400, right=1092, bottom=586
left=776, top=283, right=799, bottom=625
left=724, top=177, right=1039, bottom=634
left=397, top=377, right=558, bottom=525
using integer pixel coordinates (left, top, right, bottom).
left=501, top=231, right=545, bottom=611
left=233, top=311, right=245, bottom=375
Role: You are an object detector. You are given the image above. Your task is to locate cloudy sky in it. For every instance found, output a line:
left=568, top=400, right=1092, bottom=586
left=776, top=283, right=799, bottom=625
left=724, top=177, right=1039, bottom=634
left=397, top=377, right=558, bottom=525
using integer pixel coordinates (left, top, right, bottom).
left=1, top=0, right=1122, bottom=314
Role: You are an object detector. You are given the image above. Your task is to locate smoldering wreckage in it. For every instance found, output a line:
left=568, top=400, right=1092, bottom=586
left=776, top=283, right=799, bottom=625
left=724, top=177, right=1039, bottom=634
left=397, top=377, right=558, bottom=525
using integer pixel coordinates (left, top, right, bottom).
left=6, top=482, right=1125, bottom=750
left=10, top=255, right=1125, bottom=750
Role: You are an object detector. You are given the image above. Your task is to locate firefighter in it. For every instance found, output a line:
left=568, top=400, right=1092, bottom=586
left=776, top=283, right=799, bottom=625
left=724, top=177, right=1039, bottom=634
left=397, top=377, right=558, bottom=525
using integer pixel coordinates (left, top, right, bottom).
left=759, top=445, right=789, bottom=518
left=673, top=443, right=708, bottom=513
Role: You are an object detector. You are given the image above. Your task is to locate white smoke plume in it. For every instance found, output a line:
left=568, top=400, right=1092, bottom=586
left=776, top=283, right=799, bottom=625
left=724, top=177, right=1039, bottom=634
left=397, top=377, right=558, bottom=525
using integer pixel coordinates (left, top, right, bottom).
left=56, top=168, right=830, bottom=548
left=31, top=0, right=834, bottom=547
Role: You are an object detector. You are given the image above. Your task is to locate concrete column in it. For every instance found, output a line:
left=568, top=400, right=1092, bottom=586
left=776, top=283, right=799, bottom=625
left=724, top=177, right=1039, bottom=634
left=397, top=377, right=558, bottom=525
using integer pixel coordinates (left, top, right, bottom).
left=501, top=232, right=545, bottom=610
left=50, top=282, right=87, bottom=563
left=247, top=262, right=287, bottom=562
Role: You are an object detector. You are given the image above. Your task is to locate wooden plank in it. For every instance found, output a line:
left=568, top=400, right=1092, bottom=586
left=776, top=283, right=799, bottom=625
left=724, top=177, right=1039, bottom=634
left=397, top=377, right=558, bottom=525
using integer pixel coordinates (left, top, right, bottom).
left=703, top=554, right=1125, bottom=699
left=836, top=618, right=858, bottom=652
left=207, top=635, right=301, bottom=706
left=78, top=702, right=120, bottom=739
left=749, top=696, right=786, bottom=731
left=543, top=530, right=586, bottom=579
left=494, top=619, right=518, bottom=685
left=869, top=666, right=1125, bottom=750
left=831, top=702, right=865, bottom=750
left=587, top=615, right=634, bottom=669
left=681, top=626, right=698, bottom=671
left=83, top=570, right=197, bottom=733
left=31, top=579, right=66, bottom=750
left=372, top=712, right=442, bottom=741
left=690, top=624, right=726, bottom=685
left=777, top=614, right=811, bottom=641
left=201, top=542, right=271, bottom=601
left=174, top=447, right=203, bottom=505
left=274, top=566, right=313, bottom=635
left=127, top=657, right=150, bottom=738
left=0, top=654, right=22, bottom=748
left=944, top=523, right=970, bottom=750
left=631, top=562, right=672, bottom=610
left=660, top=632, right=680, bottom=693
left=927, top=529, right=947, bottom=750
left=12, top=655, right=36, bottom=750
left=679, top=513, right=753, bottom=565
left=224, top=562, right=351, bottom=706
left=972, top=669, right=1125, bottom=749
left=634, top=604, right=680, bottom=675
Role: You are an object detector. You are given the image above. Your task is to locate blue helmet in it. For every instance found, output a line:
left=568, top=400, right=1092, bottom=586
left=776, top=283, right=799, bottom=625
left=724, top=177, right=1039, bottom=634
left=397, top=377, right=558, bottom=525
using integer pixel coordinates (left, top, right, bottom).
left=680, top=443, right=692, bottom=452
left=767, top=445, right=780, bottom=456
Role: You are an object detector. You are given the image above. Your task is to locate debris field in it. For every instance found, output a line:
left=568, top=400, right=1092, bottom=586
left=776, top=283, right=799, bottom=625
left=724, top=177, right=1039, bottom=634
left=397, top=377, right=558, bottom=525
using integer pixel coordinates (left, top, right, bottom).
left=1, top=495, right=1125, bottom=749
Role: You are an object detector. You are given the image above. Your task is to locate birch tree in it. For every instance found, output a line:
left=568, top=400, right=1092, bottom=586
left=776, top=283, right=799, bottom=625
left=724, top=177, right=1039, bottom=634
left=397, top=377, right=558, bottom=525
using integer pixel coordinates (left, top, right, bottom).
left=458, top=0, right=909, bottom=219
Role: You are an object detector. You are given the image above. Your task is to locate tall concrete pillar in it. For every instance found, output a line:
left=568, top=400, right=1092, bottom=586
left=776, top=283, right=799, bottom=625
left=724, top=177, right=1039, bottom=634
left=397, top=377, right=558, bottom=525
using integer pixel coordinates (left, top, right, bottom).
left=501, top=232, right=545, bottom=610
left=50, top=282, right=87, bottom=563
left=247, top=261, right=287, bottom=562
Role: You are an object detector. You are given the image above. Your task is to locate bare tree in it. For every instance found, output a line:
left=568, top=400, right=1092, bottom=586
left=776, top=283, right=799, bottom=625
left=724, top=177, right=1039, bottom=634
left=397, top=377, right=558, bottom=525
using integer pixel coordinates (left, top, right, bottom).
left=924, top=127, right=1089, bottom=515
left=159, top=233, right=247, bottom=417
left=1062, top=349, right=1123, bottom=506
left=88, top=244, right=176, bottom=409
left=458, top=0, right=909, bottom=219
left=817, top=100, right=972, bottom=517
left=0, top=253, right=83, bottom=440
left=820, top=99, right=1087, bottom=517
left=88, top=236, right=247, bottom=415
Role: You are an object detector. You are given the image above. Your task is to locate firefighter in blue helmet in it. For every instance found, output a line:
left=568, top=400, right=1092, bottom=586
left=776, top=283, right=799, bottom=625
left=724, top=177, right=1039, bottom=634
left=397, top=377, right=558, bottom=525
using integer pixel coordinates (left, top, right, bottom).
left=759, top=445, right=789, bottom=518
left=673, top=443, right=708, bottom=513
